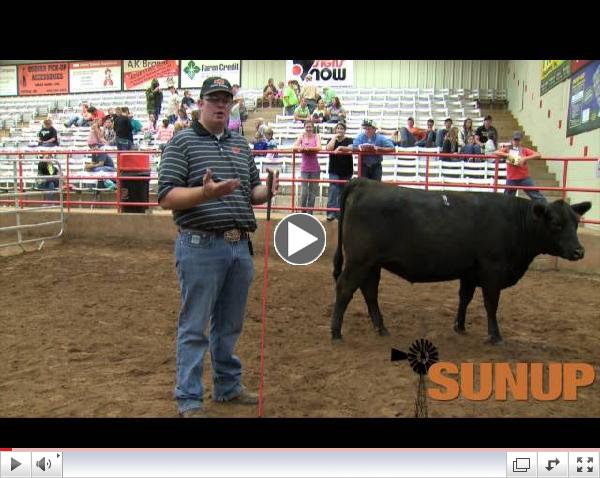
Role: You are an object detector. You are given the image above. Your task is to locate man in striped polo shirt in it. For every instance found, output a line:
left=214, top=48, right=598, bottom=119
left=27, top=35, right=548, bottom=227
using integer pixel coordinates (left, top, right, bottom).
left=158, top=76, right=279, bottom=418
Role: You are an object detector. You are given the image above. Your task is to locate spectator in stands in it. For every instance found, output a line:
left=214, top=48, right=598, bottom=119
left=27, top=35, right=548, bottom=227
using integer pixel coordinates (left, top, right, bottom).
left=328, top=97, right=346, bottom=123
left=64, top=102, right=89, bottom=128
left=87, top=118, right=106, bottom=148
left=415, top=119, right=436, bottom=147
left=262, top=78, right=278, bottom=108
left=326, top=122, right=354, bottom=221
left=114, top=107, right=133, bottom=150
left=84, top=151, right=116, bottom=190
left=442, top=127, right=460, bottom=155
left=144, top=114, right=158, bottom=134
left=85, top=106, right=106, bottom=126
left=494, top=131, right=547, bottom=203
left=167, top=86, right=181, bottom=125
left=157, top=118, right=175, bottom=142
left=352, top=119, right=395, bottom=181
left=102, top=107, right=116, bottom=126
left=312, top=99, right=330, bottom=123
left=228, top=96, right=242, bottom=134
left=294, top=97, right=311, bottom=123
left=293, top=120, right=322, bottom=214
left=394, top=117, right=427, bottom=147
left=322, top=86, right=336, bottom=107
left=176, top=108, right=190, bottom=128
left=291, top=80, right=301, bottom=100
left=103, top=117, right=116, bottom=146
left=475, top=115, right=498, bottom=152
left=36, top=159, right=60, bottom=192
left=459, top=118, right=482, bottom=158
left=254, top=118, right=267, bottom=142
left=129, top=113, right=144, bottom=134
left=435, top=118, right=454, bottom=148
left=300, top=75, right=320, bottom=114
left=181, top=90, right=196, bottom=110
left=253, top=127, right=278, bottom=151
left=146, top=79, right=163, bottom=127
left=38, top=119, right=59, bottom=147
left=283, top=79, right=299, bottom=116
left=275, top=81, right=285, bottom=106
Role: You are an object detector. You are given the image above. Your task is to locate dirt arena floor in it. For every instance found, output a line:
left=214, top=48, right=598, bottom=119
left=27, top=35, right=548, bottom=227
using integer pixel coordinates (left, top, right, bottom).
left=1, top=238, right=600, bottom=418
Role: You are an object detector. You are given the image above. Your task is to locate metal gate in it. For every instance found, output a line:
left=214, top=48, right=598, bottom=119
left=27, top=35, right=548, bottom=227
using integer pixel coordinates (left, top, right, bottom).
left=0, top=155, right=65, bottom=252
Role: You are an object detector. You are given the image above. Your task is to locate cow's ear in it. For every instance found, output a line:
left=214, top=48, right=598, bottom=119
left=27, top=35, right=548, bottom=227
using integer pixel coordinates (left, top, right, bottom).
left=532, top=202, right=547, bottom=220
left=571, top=201, right=592, bottom=218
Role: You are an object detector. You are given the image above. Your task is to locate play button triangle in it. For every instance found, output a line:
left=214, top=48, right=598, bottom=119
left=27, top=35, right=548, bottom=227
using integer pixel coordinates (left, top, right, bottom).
left=288, top=221, right=318, bottom=257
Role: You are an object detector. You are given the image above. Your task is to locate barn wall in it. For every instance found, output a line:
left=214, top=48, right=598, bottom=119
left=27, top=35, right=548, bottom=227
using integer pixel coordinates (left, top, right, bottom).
left=506, top=60, right=600, bottom=229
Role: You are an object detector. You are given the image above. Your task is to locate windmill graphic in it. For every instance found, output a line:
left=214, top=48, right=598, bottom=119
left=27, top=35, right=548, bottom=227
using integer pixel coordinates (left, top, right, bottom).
left=391, top=339, right=439, bottom=418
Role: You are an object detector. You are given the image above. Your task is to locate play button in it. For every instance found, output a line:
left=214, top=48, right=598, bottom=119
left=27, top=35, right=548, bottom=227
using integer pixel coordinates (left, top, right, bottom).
left=274, top=213, right=326, bottom=265
left=11, top=458, right=21, bottom=471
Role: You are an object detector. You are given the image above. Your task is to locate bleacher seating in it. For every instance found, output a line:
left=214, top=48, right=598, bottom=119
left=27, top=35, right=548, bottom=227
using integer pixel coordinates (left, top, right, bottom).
left=1, top=87, right=509, bottom=208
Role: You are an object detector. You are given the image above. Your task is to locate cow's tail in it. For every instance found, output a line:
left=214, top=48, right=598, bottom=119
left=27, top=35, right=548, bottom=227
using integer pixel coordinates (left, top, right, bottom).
left=333, top=178, right=359, bottom=281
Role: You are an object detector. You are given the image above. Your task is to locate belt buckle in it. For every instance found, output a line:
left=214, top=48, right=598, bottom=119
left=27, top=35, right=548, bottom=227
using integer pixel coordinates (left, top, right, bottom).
left=224, top=229, right=241, bottom=242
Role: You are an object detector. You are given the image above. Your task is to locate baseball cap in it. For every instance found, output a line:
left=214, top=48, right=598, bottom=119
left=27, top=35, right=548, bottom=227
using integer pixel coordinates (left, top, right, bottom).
left=362, top=119, right=377, bottom=128
left=200, top=77, right=233, bottom=98
left=513, top=131, right=523, bottom=140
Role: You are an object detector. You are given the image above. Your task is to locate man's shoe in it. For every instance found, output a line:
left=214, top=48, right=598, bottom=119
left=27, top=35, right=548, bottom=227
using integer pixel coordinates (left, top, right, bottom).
left=223, top=390, right=259, bottom=405
left=180, top=407, right=210, bottom=418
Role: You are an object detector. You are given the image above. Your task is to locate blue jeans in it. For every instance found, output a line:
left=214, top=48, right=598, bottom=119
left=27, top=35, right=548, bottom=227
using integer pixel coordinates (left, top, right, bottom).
left=435, top=129, right=448, bottom=148
left=398, top=127, right=416, bottom=147
left=463, top=144, right=482, bottom=155
left=416, top=131, right=436, bottom=147
left=116, top=138, right=132, bottom=150
left=360, top=162, right=382, bottom=181
left=174, top=231, right=254, bottom=414
left=505, top=177, right=547, bottom=203
left=168, top=115, right=177, bottom=125
left=326, top=173, right=349, bottom=219
left=285, top=105, right=296, bottom=116
left=65, top=115, right=89, bottom=127
left=300, top=171, right=320, bottom=214
left=306, top=99, right=317, bottom=114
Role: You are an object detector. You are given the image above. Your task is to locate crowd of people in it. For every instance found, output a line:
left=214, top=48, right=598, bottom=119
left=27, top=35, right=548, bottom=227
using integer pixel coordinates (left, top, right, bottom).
left=32, top=75, right=545, bottom=208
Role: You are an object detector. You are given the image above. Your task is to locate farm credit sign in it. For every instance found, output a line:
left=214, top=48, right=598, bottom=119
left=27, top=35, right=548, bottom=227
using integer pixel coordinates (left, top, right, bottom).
left=286, top=60, right=354, bottom=86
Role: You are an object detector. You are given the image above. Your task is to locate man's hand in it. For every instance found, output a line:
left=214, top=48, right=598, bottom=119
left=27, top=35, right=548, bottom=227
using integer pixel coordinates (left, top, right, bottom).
left=202, top=169, right=240, bottom=200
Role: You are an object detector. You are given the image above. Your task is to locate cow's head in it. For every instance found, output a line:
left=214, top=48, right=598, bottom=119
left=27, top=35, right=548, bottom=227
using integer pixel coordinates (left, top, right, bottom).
left=533, top=200, right=592, bottom=261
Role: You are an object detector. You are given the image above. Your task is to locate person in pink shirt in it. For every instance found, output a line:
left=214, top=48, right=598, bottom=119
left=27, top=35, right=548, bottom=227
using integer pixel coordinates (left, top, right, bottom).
left=144, top=114, right=157, bottom=134
left=156, top=118, right=174, bottom=142
left=293, top=120, right=322, bottom=214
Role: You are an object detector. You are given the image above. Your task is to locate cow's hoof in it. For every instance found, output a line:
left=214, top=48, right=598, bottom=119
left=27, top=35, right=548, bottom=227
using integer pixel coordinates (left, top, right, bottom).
left=331, top=331, right=343, bottom=342
left=378, top=327, right=390, bottom=337
left=485, top=335, right=503, bottom=345
left=453, top=324, right=467, bottom=334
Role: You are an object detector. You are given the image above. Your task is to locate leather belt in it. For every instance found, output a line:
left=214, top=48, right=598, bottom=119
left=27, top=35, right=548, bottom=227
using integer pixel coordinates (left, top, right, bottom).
left=179, top=227, right=250, bottom=242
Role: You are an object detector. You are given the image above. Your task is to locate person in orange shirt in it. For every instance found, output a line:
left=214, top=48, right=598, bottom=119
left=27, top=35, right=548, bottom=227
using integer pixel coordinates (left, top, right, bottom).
left=494, top=131, right=547, bottom=203
left=394, top=117, right=427, bottom=147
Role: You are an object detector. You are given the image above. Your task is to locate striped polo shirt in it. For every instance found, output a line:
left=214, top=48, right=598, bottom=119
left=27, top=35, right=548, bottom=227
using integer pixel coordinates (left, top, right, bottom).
left=158, top=121, right=262, bottom=232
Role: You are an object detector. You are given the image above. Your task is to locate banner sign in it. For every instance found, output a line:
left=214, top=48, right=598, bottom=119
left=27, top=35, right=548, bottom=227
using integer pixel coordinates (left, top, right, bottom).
left=567, top=60, right=600, bottom=137
left=540, top=60, right=570, bottom=96
left=0, top=65, right=17, bottom=96
left=123, top=60, right=179, bottom=90
left=571, top=60, right=592, bottom=76
left=180, top=60, right=241, bottom=88
left=18, top=62, right=69, bottom=95
left=69, top=60, right=122, bottom=93
left=286, top=60, right=354, bottom=86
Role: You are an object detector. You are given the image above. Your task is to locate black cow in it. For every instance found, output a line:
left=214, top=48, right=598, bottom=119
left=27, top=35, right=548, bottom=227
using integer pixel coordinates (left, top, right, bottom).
left=332, top=178, right=592, bottom=343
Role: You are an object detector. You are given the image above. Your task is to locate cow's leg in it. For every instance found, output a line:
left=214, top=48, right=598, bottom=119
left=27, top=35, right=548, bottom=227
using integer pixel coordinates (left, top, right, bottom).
left=360, top=266, right=389, bottom=337
left=331, top=263, right=369, bottom=341
left=453, top=278, right=476, bottom=334
left=482, top=286, right=502, bottom=344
